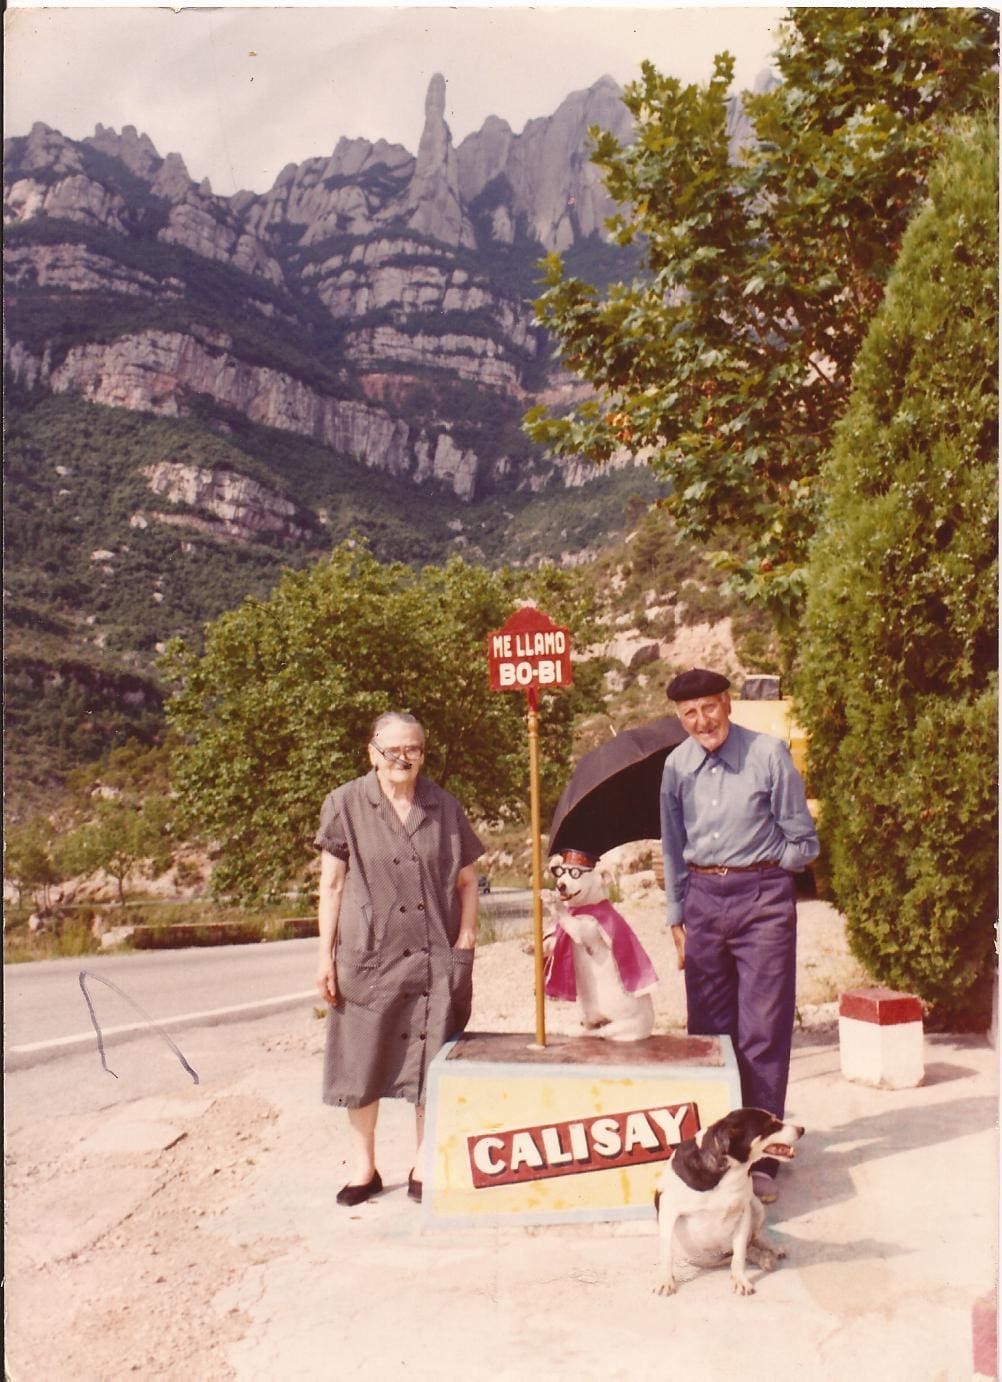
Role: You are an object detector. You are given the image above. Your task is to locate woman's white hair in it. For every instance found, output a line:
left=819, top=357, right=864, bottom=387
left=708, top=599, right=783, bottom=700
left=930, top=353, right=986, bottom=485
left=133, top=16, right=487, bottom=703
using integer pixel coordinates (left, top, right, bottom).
left=370, top=711, right=425, bottom=743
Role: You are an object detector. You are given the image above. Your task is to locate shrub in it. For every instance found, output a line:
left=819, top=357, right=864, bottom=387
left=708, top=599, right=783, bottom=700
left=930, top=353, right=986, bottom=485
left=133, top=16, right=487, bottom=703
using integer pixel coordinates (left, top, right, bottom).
left=796, top=116, right=998, bottom=1024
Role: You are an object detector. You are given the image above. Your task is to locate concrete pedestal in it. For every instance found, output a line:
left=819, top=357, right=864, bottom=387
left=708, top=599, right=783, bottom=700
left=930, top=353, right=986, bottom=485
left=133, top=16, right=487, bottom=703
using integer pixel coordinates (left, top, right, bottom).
left=422, top=1030, right=740, bottom=1226
left=838, top=987, right=925, bottom=1089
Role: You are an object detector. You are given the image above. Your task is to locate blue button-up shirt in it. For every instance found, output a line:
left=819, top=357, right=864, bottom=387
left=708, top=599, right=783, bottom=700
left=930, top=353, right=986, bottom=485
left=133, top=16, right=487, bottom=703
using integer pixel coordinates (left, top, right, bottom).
left=660, top=721, right=820, bottom=927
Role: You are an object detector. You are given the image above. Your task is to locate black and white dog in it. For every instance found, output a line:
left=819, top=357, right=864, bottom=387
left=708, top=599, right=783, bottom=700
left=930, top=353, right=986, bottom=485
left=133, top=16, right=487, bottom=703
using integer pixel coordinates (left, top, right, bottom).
left=653, top=1108, right=804, bottom=1297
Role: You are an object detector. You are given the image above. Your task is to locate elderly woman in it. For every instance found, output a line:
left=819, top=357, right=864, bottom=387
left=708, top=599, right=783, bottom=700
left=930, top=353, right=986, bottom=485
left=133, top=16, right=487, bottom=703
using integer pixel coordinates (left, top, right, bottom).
left=315, top=711, right=483, bottom=1206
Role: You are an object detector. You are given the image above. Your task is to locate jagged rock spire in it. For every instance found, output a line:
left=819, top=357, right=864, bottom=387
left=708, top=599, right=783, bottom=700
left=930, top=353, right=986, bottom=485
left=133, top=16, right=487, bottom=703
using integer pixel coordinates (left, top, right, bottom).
left=400, top=73, right=475, bottom=248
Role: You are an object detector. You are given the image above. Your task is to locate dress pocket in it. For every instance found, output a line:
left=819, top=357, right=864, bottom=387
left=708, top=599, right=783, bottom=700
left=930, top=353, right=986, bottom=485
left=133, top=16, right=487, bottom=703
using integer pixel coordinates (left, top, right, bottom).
left=448, top=946, right=475, bottom=1031
left=335, top=947, right=380, bottom=1007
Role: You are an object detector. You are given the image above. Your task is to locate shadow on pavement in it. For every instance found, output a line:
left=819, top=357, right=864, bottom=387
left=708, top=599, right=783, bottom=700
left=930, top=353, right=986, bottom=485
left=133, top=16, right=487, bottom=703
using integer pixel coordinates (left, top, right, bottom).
left=768, top=1229, right=909, bottom=1268
left=774, top=1092, right=997, bottom=1218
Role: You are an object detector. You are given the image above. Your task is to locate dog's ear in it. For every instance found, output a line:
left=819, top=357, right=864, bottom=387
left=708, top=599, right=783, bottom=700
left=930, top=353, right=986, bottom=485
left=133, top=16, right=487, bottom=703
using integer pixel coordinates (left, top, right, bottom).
left=698, top=1124, right=731, bottom=1175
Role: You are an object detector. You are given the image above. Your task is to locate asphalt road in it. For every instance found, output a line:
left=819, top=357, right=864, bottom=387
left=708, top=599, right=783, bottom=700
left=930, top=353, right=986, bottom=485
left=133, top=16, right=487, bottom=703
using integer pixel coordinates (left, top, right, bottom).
left=4, top=889, right=536, bottom=1059
left=4, top=936, right=317, bottom=1050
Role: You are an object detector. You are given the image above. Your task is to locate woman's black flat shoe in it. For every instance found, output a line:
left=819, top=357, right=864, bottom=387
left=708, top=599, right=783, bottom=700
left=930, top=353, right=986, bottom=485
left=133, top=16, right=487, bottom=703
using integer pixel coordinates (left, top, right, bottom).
left=407, top=1169, right=423, bottom=1203
left=336, top=1170, right=383, bottom=1207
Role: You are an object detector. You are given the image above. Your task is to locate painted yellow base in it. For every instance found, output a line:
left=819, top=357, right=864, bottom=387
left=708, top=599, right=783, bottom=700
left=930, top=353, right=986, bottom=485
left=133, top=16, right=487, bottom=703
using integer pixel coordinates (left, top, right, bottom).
left=423, top=1031, right=740, bottom=1225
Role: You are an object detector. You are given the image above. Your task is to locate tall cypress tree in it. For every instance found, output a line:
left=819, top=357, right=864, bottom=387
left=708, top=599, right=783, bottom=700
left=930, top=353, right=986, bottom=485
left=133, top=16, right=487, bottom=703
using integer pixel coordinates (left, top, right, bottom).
left=796, top=115, right=998, bottom=1023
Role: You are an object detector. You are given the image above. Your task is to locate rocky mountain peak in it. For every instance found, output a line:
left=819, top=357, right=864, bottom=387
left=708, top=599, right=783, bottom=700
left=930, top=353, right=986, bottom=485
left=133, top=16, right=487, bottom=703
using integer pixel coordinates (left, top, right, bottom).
left=398, top=72, right=475, bottom=248
left=150, top=151, right=194, bottom=203
left=18, top=122, right=85, bottom=176
left=86, top=123, right=162, bottom=180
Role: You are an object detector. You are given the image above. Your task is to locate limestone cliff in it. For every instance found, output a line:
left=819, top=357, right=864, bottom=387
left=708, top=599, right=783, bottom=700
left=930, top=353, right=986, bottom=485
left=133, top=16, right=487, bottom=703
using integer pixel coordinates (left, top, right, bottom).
left=4, top=71, right=766, bottom=524
left=6, top=329, right=487, bottom=500
left=141, top=462, right=314, bottom=545
left=457, top=76, right=633, bottom=253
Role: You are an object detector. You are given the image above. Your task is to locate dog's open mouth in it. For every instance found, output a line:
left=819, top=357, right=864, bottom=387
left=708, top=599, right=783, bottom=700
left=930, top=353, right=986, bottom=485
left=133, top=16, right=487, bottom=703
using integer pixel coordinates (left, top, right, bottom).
left=763, top=1143, right=796, bottom=1159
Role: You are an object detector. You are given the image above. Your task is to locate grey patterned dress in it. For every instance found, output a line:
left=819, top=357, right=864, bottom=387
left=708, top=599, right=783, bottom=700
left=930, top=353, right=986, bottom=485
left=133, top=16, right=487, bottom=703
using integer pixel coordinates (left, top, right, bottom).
left=315, top=770, right=484, bottom=1108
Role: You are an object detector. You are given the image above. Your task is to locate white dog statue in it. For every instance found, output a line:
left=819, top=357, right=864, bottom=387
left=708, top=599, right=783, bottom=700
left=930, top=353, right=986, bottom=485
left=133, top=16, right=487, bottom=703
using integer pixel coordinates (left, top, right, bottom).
left=544, top=848, right=658, bottom=1041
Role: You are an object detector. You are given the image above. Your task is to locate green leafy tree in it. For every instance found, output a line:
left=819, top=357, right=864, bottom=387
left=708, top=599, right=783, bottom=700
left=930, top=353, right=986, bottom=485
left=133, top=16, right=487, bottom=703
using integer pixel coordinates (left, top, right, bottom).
left=525, top=8, right=998, bottom=646
left=5, top=819, right=62, bottom=911
left=59, top=795, right=175, bottom=905
left=795, top=115, right=998, bottom=1022
left=162, top=542, right=598, bottom=898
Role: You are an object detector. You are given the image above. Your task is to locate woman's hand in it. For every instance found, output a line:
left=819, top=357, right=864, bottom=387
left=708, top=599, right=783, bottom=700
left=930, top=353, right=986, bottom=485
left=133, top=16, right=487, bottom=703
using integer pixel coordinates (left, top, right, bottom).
left=316, top=955, right=337, bottom=1005
left=454, top=928, right=476, bottom=951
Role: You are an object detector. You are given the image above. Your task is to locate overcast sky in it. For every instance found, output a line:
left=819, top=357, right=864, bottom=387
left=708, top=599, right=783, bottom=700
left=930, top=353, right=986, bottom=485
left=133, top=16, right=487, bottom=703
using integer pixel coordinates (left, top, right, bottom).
left=5, top=5, right=787, bottom=197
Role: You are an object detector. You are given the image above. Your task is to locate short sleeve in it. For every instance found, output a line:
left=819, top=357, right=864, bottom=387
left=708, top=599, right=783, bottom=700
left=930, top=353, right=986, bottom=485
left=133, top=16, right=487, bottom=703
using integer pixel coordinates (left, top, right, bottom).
left=314, top=792, right=350, bottom=861
left=456, top=806, right=484, bottom=869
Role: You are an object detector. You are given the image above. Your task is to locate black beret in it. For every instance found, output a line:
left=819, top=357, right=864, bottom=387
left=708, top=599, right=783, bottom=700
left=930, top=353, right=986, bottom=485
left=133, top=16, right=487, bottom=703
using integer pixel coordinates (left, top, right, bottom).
left=665, top=668, right=731, bottom=701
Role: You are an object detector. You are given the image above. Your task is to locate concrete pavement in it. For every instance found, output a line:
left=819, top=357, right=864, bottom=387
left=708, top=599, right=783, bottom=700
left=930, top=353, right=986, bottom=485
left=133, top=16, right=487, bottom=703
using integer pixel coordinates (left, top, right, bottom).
left=4, top=904, right=999, bottom=1379
left=11, top=1014, right=991, bottom=1380
left=209, top=1026, right=998, bottom=1381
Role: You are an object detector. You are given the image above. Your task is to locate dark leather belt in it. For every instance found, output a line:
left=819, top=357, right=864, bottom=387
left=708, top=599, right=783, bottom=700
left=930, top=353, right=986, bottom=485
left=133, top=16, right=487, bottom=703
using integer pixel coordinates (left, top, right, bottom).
left=689, top=860, right=781, bottom=876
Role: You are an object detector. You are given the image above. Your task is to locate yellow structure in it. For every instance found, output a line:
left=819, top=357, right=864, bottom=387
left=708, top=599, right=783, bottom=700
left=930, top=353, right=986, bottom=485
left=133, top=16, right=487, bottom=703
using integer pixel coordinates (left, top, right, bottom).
left=729, top=698, right=818, bottom=820
left=422, top=1031, right=740, bottom=1226
left=728, top=698, right=809, bottom=778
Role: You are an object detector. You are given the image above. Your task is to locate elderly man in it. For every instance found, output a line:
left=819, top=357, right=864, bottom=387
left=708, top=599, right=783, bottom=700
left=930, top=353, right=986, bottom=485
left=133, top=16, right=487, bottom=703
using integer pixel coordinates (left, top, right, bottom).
left=660, top=668, right=819, bottom=1200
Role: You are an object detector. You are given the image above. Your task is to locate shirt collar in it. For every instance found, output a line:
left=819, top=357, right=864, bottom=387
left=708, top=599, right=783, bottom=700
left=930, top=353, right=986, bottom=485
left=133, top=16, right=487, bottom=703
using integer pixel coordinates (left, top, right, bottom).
left=689, top=722, right=744, bottom=775
left=364, top=768, right=438, bottom=816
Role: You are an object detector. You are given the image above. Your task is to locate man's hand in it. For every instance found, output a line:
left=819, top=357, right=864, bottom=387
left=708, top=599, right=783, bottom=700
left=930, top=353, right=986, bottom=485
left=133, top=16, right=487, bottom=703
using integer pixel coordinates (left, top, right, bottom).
left=671, top=925, right=686, bottom=971
left=316, top=956, right=337, bottom=1005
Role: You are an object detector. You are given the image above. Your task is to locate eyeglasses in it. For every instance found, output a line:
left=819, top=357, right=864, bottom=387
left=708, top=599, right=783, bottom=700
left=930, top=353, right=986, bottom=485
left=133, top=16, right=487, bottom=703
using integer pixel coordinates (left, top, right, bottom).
left=551, top=865, right=593, bottom=880
left=372, top=742, right=425, bottom=762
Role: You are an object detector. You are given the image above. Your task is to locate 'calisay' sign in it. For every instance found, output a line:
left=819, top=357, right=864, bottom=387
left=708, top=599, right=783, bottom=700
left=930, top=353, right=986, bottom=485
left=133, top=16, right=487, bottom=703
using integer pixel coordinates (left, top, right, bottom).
left=467, top=1101, right=699, bottom=1188
left=487, top=606, right=572, bottom=692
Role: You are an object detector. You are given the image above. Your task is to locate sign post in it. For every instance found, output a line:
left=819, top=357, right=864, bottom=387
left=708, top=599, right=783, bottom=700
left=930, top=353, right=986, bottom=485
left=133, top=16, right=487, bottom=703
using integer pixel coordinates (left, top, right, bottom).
left=526, top=685, right=545, bottom=1046
left=487, top=606, right=573, bottom=1047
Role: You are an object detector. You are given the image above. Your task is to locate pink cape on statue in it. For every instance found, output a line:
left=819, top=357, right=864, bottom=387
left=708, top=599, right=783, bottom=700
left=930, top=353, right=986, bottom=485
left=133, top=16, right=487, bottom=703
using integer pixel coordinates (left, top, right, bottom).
left=544, top=899, right=659, bottom=1001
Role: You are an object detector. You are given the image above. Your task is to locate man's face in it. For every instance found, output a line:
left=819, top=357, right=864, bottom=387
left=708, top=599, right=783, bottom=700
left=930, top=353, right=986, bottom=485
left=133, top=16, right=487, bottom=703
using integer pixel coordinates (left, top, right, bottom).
left=676, top=691, right=732, bottom=753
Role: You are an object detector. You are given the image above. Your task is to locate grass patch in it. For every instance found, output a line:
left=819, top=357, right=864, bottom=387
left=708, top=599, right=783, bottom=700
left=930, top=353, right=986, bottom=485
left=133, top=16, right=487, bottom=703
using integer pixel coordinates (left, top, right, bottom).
left=2, top=899, right=318, bottom=961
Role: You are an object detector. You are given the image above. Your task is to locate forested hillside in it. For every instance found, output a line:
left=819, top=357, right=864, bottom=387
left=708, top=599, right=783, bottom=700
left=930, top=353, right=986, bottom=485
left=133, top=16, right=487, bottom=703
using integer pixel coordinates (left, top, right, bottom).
left=4, top=73, right=685, bottom=811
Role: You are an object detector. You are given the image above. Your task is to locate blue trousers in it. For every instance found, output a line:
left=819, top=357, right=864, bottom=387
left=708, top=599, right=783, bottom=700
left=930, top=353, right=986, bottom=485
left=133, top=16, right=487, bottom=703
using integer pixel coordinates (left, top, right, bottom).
left=683, top=867, right=797, bottom=1127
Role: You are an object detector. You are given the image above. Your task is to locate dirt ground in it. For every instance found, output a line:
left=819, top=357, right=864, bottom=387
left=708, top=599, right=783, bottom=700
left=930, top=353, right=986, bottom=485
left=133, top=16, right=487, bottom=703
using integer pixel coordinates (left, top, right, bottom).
left=5, top=895, right=873, bottom=1380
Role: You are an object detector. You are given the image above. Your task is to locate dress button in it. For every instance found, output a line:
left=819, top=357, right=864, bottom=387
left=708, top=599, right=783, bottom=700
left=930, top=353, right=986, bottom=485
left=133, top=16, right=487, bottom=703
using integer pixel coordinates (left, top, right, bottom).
left=403, top=949, right=411, bottom=957
left=399, top=905, right=407, bottom=913
left=419, top=1032, right=427, bottom=1041
left=417, top=904, right=425, bottom=912
left=393, top=857, right=400, bottom=864
left=422, top=991, right=429, bottom=998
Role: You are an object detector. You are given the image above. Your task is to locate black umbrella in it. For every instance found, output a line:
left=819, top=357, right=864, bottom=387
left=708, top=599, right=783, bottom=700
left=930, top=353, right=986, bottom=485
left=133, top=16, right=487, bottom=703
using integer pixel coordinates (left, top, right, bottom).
left=548, top=716, right=689, bottom=858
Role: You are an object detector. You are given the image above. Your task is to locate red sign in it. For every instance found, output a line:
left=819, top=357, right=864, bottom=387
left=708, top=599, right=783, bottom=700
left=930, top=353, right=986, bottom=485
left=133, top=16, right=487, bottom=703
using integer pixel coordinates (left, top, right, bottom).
left=487, top=606, right=573, bottom=692
left=467, top=1101, right=700, bottom=1188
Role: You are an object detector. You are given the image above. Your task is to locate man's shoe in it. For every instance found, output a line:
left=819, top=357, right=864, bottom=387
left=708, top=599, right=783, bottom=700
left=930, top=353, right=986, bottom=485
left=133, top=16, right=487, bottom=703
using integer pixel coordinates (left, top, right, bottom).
left=336, top=1170, right=383, bottom=1207
left=407, top=1169, right=423, bottom=1203
left=752, top=1171, right=778, bottom=1203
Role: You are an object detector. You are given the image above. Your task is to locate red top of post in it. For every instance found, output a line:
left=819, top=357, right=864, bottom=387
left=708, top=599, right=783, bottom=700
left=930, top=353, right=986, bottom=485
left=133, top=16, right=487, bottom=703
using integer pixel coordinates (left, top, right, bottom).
left=487, top=607, right=573, bottom=693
